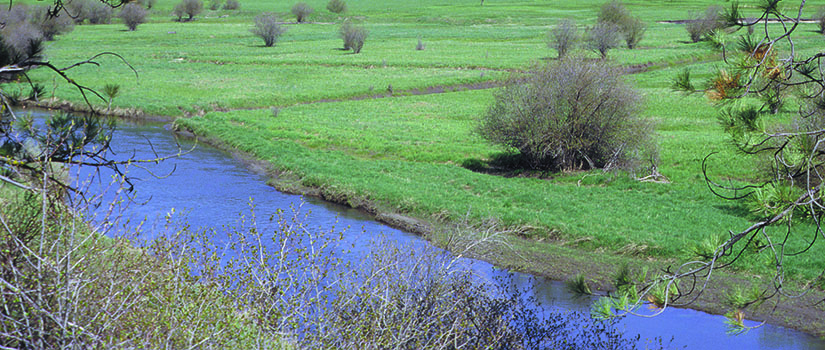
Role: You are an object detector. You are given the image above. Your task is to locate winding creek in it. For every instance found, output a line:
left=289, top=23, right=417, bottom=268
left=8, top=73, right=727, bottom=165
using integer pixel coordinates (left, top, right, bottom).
left=39, top=109, right=825, bottom=349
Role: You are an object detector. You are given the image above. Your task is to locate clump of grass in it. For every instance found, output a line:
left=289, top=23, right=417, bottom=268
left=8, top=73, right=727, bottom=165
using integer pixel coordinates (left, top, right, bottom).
left=566, top=273, right=592, bottom=295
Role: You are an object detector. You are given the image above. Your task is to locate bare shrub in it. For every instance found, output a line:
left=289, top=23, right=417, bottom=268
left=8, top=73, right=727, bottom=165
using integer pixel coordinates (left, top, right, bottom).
left=291, top=2, right=313, bottom=23
left=0, top=5, right=33, bottom=27
left=686, top=6, right=726, bottom=43
left=175, top=0, right=203, bottom=21
left=31, top=6, right=74, bottom=41
left=586, top=21, right=619, bottom=58
left=136, top=0, right=157, bottom=9
left=548, top=18, right=578, bottom=58
left=118, top=2, right=146, bottom=31
left=64, top=0, right=90, bottom=23
left=251, top=13, right=286, bottom=47
left=222, top=0, right=240, bottom=10
left=597, top=0, right=645, bottom=49
left=326, top=0, right=346, bottom=14
left=477, top=57, right=655, bottom=171
left=1, top=22, right=43, bottom=56
left=339, top=21, right=367, bottom=53
left=85, top=1, right=113, bottom=24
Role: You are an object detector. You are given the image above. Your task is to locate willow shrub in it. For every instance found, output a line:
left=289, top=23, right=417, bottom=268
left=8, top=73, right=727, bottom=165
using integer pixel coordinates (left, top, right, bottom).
left=477, top=57, right=656, bottom=172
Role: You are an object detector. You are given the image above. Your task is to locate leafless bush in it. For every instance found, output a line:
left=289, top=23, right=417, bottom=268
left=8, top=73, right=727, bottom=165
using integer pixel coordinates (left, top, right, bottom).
left=586, top=21, right=620, bottom=58
left=548, top=18, right=578, bottom=58
left=64, top=0, right=90, bottom=23
left=340, top=21, right=367, bottom=53
left=816, top=6, right=825, bottom=34
left=1, top=22, right=43, bottom=56
left=597, top=0, right=645, bottom=49
left=137, top=0, right=157, bottom=9
left=251, top=13, right=287, bottom=47
left=223, top=0, right=240, bottom=10
left=30, top=6, right=74, bottom=41
left=174, top=0, right=203, bottom=21
left=85, top=1, right=113, bottom=24
left=291, top=2, right=313, bottom=23
left=685, top=6, right=726, bottom=43
left=326, top=0, right=346, bottom=14
left=477, top=57, right=655, bottom=171
left=118, top=3, right=146, bottom=31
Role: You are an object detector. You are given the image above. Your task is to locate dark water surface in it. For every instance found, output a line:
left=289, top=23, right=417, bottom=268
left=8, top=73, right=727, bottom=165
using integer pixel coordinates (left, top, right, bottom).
left=47, top=111, right=825, bottom=349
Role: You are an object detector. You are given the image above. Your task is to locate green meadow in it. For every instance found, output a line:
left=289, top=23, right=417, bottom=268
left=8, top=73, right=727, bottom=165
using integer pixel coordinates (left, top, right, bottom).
left=12, top=0, right=825, bottom=323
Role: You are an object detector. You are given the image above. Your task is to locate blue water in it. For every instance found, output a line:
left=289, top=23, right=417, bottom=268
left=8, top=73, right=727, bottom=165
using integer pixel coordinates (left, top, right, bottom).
left=46, top=111, right=825, bottom=349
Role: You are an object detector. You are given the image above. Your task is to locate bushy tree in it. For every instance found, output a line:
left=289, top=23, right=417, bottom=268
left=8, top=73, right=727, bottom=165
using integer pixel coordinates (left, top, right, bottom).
left=326, top=0, right=346, bottom=14
left=118, top=2, right=146, bottom=31
left=477, top=57, right=654, bottom=171
left=174, top=0, right=203, bottom=21
left=548, top=19, right=578, bottom=58
left=586, top=22, right=619, bottom=58
left=597, top=0, right=645, bottom=49
left=251, top=13, right=286, bottom=47
left=291, top=2, right=313, bottom=23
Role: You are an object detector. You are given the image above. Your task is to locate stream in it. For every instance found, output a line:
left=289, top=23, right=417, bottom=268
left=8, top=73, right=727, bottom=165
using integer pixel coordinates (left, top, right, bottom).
left=41, top=110, right=825, bottom=349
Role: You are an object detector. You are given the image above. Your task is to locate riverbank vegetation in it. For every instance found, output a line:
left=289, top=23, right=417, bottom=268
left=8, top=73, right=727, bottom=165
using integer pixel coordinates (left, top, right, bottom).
left=6, top=0, right=825, bottom=338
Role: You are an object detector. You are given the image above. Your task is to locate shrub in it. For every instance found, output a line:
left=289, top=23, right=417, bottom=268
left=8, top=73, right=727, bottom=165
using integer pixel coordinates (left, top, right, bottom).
left=118, top=3, right=146, bottom=31
left=326, top=0, right=346, bottom=14
left=597, top=0, right=645, bottom=49
left=251, top=13, right=286, bottom=47
left=339, top=22, right=367, bottom=53
left=816, top=6, right=825, bottom=34
left=209, top=0, right=220, bottom=10
left=223, top=0, right=240, bottom=10
left=477, top=57, right=654, bottom=171
left=686, top=6, right=726, bottom=43
left=64, top=0, right=90, bottom=23
left=1, top=22, right=43, bottom=56
left=85, top=1, right=113, bottom=24
left=31, top=6, right=74, bottom=41
left=291, top=2, right=313, bottom=23
left=415, top=37, right=425, bottom=50
left=548, top=18, right=578, bottom=58
left=136, top=0, right=156, bottom=9
left=175, top=0, right=203, bottom=21
left=586, top=21, right=619, bottom=58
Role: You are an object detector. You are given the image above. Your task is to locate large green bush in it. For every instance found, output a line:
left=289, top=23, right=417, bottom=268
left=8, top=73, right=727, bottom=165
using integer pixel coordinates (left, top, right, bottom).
left=477, top=57, right=655, bottom=171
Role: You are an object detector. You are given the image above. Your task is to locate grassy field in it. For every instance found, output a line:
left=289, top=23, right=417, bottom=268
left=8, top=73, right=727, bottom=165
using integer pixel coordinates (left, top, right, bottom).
left=8, top=0, right=825, bottom=333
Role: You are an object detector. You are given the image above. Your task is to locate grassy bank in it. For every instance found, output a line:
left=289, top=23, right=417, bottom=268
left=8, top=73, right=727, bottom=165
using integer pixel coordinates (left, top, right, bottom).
left=10, top=0, right=825, bottom=337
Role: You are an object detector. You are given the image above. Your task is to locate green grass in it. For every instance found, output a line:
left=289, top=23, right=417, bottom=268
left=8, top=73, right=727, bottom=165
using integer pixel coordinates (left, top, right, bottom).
left=10, top=0, right=825, bottom=297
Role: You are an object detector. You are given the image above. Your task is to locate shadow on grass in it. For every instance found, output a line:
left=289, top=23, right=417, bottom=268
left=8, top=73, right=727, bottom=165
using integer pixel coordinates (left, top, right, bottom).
left=461, top=152, right=554, bottom=179
left=713, top=203, right=753, bottom=220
